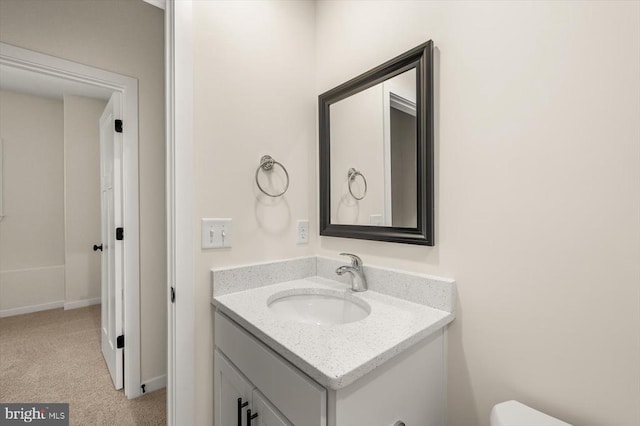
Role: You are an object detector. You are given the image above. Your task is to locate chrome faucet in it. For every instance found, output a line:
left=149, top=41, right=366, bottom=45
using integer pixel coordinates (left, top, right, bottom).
left=335, top=253, right=368, bottom=292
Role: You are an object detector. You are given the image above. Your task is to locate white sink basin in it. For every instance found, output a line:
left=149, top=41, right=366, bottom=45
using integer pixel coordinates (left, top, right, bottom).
left=267, top=289, right=370, bottom=326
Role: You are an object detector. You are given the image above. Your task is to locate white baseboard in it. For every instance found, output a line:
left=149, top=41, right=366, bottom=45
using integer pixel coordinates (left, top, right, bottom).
left=64, top=297, right=101, bottom=310
left=0, top=300, right=64, bottom=318
left=0, top=266, right=65, bottom=315
left=142, top=374, right=167, bottom=394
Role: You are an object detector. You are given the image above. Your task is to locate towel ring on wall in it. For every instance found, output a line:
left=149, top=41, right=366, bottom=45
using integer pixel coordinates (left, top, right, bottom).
left=255, top=155, right=289, bottom=197
left=347, top=168, right=367, bottom=200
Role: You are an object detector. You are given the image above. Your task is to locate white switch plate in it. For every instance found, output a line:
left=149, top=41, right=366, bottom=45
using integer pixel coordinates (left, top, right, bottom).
left=201, top=218, right=233, bottom=249
left=370, top=214, right=383, bottom=226
left=297, top=219, right=309, bottom=244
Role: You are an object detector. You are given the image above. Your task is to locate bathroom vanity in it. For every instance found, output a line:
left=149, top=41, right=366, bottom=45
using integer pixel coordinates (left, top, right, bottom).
left=212, top=257, right=455, bottom=426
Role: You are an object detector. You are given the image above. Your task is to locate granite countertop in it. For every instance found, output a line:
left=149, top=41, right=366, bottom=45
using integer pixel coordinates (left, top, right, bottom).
left=212, top=275, right=454, bottom=390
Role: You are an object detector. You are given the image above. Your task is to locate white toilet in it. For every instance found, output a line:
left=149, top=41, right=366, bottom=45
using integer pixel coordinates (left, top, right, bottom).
left=490, top=400, right=572, bottom=426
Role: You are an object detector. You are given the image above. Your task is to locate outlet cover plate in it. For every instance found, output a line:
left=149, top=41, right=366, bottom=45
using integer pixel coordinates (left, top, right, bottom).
left=297, top=219, right=309, bottom=244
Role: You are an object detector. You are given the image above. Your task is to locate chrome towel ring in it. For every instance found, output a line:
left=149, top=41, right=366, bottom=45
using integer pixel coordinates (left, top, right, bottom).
left=347, top=167, right=367, bottom=200
left=255, top=155, right=289, bottom=197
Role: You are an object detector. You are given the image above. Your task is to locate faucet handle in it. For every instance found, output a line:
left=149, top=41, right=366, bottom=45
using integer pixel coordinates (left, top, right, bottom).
left=339, top=253, right=362, bottom=268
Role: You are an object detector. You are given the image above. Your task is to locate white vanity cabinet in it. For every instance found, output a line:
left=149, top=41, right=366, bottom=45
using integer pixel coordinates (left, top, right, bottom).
left=214, top=349, right=253, bottom=426
left=215, top=350, right=292, bottom=426
left=215, top=311, right=446, bottom=426
left=215, top=312, right=328, bottom=426
left=252, top=390, right=293, bottom=426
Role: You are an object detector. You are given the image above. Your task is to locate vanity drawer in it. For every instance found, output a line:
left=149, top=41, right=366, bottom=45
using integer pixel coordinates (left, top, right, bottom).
left=215, top=311, right=327, bottom=426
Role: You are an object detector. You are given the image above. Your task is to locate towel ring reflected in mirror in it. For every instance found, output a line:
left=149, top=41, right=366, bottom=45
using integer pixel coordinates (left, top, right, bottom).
left=347, top=168, right=367, bottom=200
left=255, top=155, right=289, bottom=197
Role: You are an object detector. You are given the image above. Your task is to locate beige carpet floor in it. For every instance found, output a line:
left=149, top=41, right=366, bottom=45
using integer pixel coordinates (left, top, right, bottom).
left=0, top=305, right=166, bottom=425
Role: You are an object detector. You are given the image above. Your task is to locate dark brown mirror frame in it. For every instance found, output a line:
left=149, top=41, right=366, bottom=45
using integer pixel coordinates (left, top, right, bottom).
left=319, top=40, right=434, bottom=246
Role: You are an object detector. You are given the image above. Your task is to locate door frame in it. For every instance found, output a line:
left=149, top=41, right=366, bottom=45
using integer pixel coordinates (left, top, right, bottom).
left=0, top=42, right=142, bottom=399
left=165, top=1, right=196, bottom=424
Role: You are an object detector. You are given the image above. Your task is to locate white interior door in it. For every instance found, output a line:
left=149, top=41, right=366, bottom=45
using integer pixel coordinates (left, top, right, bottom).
left=99, top=92, right=124, bottom=390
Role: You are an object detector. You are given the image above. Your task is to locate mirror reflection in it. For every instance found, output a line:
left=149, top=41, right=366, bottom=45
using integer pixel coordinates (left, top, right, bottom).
left=319, top=40, right=433, bottom=245
left=330, top=68, right=417, bottom=227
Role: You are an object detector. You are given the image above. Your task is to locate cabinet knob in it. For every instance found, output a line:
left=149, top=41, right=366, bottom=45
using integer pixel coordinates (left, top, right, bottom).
left=237, top=398, right=248, bottom=426
left=247, top=409, right=258, bottom=425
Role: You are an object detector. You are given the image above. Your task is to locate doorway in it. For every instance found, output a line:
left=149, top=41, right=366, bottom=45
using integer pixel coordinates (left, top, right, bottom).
left=0, top=42, right=141, bottom=398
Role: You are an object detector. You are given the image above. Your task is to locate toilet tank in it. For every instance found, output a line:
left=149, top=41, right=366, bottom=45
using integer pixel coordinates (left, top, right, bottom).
left=490, top=400, right=572, bottom=426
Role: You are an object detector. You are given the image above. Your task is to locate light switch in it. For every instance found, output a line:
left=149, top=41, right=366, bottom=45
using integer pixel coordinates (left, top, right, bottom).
left=201, top=218, right=233, bottom=249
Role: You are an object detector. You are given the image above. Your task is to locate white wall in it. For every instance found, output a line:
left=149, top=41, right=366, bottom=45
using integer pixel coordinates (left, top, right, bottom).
left=63, top=95, right=105, bottom=306
left=0, top=0, right=166, bottom=383
left=0, top=90, right=65, bottom=313
left=315, top=2, right=640, bottom=426
left=192, top=1, right=316, bottom=423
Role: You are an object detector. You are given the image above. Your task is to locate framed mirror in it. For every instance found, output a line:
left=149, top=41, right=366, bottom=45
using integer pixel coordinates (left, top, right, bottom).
left=319, top=41, right=434, bottom=245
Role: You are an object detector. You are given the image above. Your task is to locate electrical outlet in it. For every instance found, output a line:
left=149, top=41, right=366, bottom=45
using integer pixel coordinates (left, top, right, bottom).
left=201, top=218, right=233, bottom=249
left=297, top=220, right=309, bottom=244
left=370, top=214, right=383, bottom=226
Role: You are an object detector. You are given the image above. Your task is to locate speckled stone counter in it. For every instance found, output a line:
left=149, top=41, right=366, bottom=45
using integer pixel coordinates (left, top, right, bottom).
left=211, top=257, right=456, bottom=390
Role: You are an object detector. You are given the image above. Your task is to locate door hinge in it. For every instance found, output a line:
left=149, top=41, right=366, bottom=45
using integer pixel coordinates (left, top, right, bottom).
left=117, top=335, right=125, bottom=349
left=115, top=119, right=123, bottom=133
left=170, top=286, right=176, bottom=303
left=116, top=227, right=124, bottom=240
